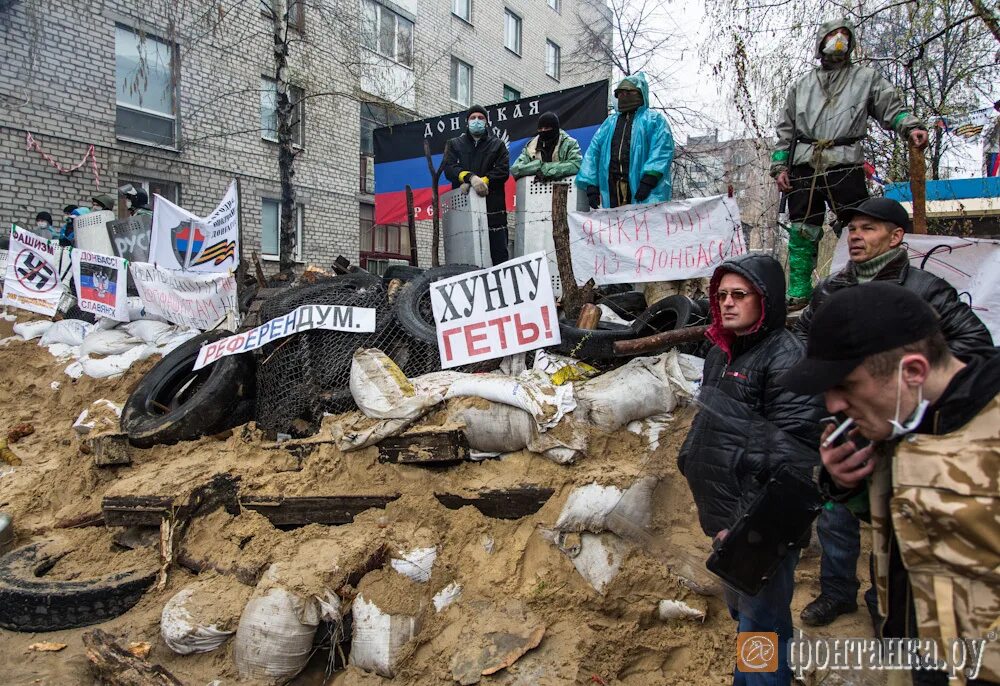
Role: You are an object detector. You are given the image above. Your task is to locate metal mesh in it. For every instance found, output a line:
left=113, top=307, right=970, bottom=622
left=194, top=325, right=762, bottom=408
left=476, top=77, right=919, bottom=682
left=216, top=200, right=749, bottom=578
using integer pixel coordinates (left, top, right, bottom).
left=254, top=274, right=497, bottom=438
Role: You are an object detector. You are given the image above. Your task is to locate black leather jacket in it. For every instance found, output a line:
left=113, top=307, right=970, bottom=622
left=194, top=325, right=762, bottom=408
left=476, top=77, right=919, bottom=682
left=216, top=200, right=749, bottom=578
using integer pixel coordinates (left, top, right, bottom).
left=679, top=254, right=825, bottom=538
left=443, top=131, right=510, bottom=229
left=794, top=249, right=993, bottom=354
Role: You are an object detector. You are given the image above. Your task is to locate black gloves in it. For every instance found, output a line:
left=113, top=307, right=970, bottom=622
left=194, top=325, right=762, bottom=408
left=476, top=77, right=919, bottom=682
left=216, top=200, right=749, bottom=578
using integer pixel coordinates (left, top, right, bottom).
left=633, top=173, right=659, bottom=202
left=586, top=185, right=600, bottom=209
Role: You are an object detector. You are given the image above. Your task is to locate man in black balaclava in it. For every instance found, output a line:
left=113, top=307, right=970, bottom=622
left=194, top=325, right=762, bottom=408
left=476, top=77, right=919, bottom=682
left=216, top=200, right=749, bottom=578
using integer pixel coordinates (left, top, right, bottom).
left=511, top=111, right=583, bottom=182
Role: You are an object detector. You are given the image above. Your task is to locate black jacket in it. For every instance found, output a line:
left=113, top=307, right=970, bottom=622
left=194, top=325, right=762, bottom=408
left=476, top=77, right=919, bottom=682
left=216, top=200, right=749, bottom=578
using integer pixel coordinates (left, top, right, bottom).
left=443, top=131, right=510, bottom=229
left=794, top=248, right=993, bottom=355
left=679, top=253, right=825, bottom=538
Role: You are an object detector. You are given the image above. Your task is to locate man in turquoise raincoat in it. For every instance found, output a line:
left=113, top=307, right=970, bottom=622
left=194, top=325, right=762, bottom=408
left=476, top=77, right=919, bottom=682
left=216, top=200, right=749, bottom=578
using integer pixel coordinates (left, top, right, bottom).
left=576, top=72, right=674, bottom=209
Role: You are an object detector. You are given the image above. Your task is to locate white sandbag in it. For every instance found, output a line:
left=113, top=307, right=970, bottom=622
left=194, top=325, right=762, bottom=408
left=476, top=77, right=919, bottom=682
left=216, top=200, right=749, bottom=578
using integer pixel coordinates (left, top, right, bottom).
left=350, top=594, right=420, bottom=678
left=79, top=328, right=143, bottom=357
left=390, top=547, right=437, bottom=583
left=127, top=296, right=168, bottom=323
left=79, top=345, right=154, bottom=378
left=554, top=477, right=657, bottom=536
left=95, top=317, right=122, bottom=331
left=13, top=320, right=53, bottom=340
left=63, top=360, right=84, bottom=379
left=44, top=343, right=79, bottom=361
left=575, top=350, right=698, bottom=432
left=597, top=304, right=633, bottom=326
left=161, top=588, right=239, bottom=655
left=569, top=533, right=630, bottom=594
left=72, top=399, right=123, bottom=435
left=447, top=400, right=533, bottom=453
left=125, top=319, right=183, bottom=346
left=433, top=582, right=462, bottom=612
left=151, top=327, right=200, bottom=356
left=39, top=319, right=92, bottom=347
left=657, top=598, right=707, bottom=622
left=445, top=370, right=575, bottom=430
left=626, top=415, right=674, bottom=451
left=350, top=349, right=460, bottom=420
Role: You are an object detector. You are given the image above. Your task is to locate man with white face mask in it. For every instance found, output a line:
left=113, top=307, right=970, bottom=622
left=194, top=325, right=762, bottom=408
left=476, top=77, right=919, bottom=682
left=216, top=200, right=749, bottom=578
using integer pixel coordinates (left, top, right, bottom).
left=781, top=283, right=1000, bottom=685
left=770, top=19, right=928, bottom=305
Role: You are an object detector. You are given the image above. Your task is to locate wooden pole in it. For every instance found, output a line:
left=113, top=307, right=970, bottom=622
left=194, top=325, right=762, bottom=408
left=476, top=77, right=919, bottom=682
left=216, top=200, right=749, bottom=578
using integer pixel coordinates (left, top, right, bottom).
left=405, top=184, right=418, bottom=266
left=909, top=143, right=928, bottom=234
left=424, top=139, right=447, bottom=267
left=551, top=183, right=594, bottom=320
left=613, top=313, right=802, bottom=357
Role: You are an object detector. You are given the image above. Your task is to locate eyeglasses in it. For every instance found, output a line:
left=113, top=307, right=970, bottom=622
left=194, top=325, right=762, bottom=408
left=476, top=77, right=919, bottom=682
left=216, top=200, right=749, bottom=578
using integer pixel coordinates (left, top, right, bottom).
left=716, top=289, right=753, bottom=302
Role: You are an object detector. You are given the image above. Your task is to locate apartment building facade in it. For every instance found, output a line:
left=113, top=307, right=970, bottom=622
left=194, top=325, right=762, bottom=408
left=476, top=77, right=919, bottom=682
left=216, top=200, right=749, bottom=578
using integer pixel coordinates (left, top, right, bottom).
left=0, top=0, right=611, bottom=272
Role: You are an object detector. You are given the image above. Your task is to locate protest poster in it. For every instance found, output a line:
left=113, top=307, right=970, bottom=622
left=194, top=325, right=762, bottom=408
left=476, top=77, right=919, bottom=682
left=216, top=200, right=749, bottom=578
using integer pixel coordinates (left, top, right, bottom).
left=149, top=179, right=239, bottom=272
left=107, top=215, right=152, bottom=263
left=130, top=262, right=238, bottom=330
left=429, top=252, right=560, bottom=368
left=3, top=225, right=65, bottom=316
left=72, top=250, right=129, bottom=322
left=193, top=304, right=377, bottom=370
left=832, top=233, right=1000, bottom=341
left=567, top=195, right=746, bottom=286
left=0, top=250, right=7, bottom=295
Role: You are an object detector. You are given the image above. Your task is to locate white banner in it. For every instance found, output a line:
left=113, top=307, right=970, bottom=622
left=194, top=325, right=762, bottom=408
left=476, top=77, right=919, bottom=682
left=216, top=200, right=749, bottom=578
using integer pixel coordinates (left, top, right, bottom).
left=568, top=195, right=746, bottom=285
left=130, top=262, right=238, bottom=330
left=0, top=250, right=7, bottom=293
left=149, top=179, right=239, bottom=272
left=72, top=250, right=129, bottom=322
left=193, top=304, right=377, bottom=370
left=3, top=225, right=65, bottom=316
left=429, top=251, right=560, bottom=368
left=832, top=234, right=1000, bottom=341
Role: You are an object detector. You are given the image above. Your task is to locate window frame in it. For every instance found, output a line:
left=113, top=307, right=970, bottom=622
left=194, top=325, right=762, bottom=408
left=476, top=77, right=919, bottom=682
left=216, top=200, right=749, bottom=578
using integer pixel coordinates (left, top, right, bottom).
left=359, top=203, right=412, bottom=269
left=259, top=0, right=305, bottom=32
left=451, top=0, right=471, bottom=23
left=450, top=57, right=473, bottom=107
left=260, top=76, right=305, bottom=148
left=503, top=9, right=522, bottom=56
left=361, top=0, right=415, bottom=68
left=545, top=39, right=561, bottom=81
left=502, top=85, right=520, bottom=102
left=114, top=24, right=178, bottom=149
left=547, top=0, right=561, bottom=12
left=260, top=198, right=304, bottom=262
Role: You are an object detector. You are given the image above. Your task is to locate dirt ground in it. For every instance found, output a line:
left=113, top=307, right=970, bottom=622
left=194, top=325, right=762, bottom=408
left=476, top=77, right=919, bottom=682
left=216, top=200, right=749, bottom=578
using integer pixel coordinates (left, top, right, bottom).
left=0, top=333, right=876, bottom=686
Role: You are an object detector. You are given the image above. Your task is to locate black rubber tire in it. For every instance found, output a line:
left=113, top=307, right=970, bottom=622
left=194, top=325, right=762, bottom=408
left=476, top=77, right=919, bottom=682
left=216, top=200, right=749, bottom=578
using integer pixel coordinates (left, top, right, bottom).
left=259, top=272, right=383, bottom=324
left=554, top=317, right=639, bottom=364
left=393, top=264, right=478, bottom=344
left=594, top=291, right=647, bottom=320
left=121, top=331, right=256, bottom=448
left=630, top=295, right=694, bottom=337
left=0, top=540, right=156, bottom=632
left=688, top=297, right=711, bottom=326
left=382, top=264, right=425, bottom=284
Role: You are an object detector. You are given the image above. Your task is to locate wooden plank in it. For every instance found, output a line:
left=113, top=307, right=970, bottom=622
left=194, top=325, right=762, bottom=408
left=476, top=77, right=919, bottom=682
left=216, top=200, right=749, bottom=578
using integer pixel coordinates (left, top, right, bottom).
left=239, top=494, right=401, bottom=527
left=89, top=433, right=132, bottom=467
left=102, top=474, right=240, bottom=527
left=434, top=487, right=555, bottom=520
left=378, top=430, right=470, bottom=465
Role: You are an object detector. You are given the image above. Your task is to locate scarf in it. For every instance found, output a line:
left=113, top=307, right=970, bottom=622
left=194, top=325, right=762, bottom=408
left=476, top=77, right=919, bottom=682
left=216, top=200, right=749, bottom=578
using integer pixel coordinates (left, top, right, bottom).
left=853, top=247, right=906, bottom=283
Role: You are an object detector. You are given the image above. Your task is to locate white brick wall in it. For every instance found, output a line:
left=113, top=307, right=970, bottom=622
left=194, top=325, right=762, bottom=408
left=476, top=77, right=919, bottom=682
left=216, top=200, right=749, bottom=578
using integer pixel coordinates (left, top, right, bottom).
left=0, top=0, right=610, bottom=272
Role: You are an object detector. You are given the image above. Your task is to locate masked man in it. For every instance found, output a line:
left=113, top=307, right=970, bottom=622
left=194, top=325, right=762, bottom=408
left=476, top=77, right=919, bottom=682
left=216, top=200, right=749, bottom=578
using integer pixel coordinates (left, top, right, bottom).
left=443, top=105, right=511, bottom=265
left=771, top=19, right=928, bottom=303
left=511, top=112, right=582, bottom=181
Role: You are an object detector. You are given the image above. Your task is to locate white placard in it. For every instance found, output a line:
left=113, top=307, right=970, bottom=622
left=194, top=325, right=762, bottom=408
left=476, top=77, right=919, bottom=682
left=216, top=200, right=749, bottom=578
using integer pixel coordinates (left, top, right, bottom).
left=149, top=179, right=239, bottom=272
left=568, top=195, right=746, bottom=285
left=832, top=233, right=1000, bottom=341
left=72, top=250, right=130, bottom=322
left=130, top=262, right=238, bottom=330
left=193, top=304, right=377, bottom=370
left=3, top=225, right=65, bottom=316
left=429, top=252, right=560, bottom=368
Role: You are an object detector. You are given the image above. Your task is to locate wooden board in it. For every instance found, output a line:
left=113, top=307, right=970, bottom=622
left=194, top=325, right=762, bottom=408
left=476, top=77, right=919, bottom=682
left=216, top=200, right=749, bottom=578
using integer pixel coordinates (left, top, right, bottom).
left=102, top=473, right=240, bottom=527
left=239, top=494, right=401, bottom=527
left=378, top=430, right=470, bottom=465
left=435, top=487, right=555, bottom=520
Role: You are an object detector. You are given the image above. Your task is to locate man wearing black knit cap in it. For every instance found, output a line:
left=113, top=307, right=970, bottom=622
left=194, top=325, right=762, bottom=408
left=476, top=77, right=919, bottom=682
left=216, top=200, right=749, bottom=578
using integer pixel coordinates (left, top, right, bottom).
left=780, top=282, right=1000, bottom=684
left=511, top=111, right=582, bottom=181
left=793, top=195, right=992, bottom=629
left=443, top=104, right=511, bottom=265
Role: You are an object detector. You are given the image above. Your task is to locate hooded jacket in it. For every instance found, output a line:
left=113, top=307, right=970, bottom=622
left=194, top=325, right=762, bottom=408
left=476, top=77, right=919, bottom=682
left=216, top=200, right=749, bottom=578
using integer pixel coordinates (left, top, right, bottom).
left=576, top=73, right=674, bottom=206
left=443, top=127, right=511, bottom=229
left=511, top=130, right=583, bottom=180
left=794, top=248, right=993, bottom=355
left=678, top=254, right=825, bottom=537
left=770, top=19, right=925, bottom=176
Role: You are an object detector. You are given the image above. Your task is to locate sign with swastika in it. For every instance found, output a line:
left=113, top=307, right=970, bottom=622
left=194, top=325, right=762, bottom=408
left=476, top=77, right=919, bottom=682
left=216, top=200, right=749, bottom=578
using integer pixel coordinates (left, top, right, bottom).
left=3, top=225, right=65, bottom=316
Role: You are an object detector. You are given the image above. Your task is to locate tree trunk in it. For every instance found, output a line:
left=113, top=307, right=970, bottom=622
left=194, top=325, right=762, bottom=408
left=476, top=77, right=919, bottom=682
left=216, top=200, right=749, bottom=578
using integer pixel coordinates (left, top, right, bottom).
left=909, top=142, right=928, bottom=235
left=272, top=0, right=298, bottom=274
left=405, top=185, right=418, bottom=266
left=424, top=139, right=445, bottom=267
left=551, top=183, right=594, bottom=319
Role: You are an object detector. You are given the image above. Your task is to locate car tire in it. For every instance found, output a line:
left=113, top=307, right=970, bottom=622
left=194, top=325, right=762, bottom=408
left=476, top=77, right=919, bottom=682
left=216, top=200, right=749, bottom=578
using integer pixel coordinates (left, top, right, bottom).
left=630, top=295, right=695, bottom=337
left=393, top=264, right=478, bottom=344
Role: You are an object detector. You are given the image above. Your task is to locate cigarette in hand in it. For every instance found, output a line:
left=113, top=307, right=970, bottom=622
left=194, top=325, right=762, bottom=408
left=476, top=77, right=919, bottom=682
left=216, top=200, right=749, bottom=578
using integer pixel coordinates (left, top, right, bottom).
left=822, top=417, right=855, bottom=449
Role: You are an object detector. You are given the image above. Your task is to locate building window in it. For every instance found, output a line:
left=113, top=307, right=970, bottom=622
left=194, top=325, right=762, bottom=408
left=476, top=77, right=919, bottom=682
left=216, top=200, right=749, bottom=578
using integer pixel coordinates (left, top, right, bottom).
left=261, top=199, right=303, bottom=261
left=114, top=26, right=176, bottom=147
left=116, top=177, right=180, bottom=220
left=503, top=9, right=521, bottom=56
left=452, top=0, right=471, bottom=22
left=450, top=57, right=472, bottom=107
left=360, top=203, right=411, bottom=272
left=361, top=0, right=414, bottom=67
left=503, top=85, right=520, bottom=102
left=260, top=77, right=305, bottom=147
left=546, top=40, right=561, bottom=81
left=547, top=0, right=560, bottom=12
left=259, top=0, right=305, bottom=31
left=360, top=103, right=412, bottom=193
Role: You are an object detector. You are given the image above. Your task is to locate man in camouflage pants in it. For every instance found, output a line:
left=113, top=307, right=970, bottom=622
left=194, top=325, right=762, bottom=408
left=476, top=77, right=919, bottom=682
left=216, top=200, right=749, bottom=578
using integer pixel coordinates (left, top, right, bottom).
left=781, top=283, right=1000, bottom=685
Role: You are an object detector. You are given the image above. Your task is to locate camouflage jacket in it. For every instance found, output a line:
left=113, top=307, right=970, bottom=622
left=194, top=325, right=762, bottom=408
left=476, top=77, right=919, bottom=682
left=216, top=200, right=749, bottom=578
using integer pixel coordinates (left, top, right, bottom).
left=870, top=386, right=1000, bottom=680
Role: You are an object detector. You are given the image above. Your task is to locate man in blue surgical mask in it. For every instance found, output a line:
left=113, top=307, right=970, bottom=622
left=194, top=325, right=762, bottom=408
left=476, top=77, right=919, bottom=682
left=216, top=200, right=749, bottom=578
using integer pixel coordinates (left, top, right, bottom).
left=443, top=105, right=511, bottom=265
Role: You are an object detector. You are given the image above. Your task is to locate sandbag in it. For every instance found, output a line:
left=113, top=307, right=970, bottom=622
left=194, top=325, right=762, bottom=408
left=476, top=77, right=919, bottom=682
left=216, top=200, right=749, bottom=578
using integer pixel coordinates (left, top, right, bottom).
left=161, top=574, right=251, bottom=655
left=658, top=598, right=707, bottom=622
left=570, top=532, right=630, bottom=594
left=13, top=321, right=53, bottom=341
left=350, top=593, right=421, bottom=678
left=125, top=320, right=185, bottom=346
left=433, top=582, right=462, bottom=612
left=72, top=399, right=123, bottom=435
left=445, top=370, right=575, bottom=430
left=79, top=345, right=155, bottom=379
left=79, top=329, right=143, bottom=357
left=390, top=547, right=437, bottom=584
left=554, top=477, right=658, bottom=536
left=127, top=296, right=168, bottom=323
left=350, top=349, right=460, bottom=420
left=39, top=319, right=92, bottom=347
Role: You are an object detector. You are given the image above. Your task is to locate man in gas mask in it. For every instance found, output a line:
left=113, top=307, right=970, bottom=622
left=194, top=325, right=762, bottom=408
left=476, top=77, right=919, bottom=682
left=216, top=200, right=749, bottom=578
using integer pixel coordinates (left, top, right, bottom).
left=511, top=111, right=582, bottom=181
left=577, top=72, right=673, bottom=209
left=771, top=19, right=928, bottom=304
left=443, top=105, right=511, bottom=265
